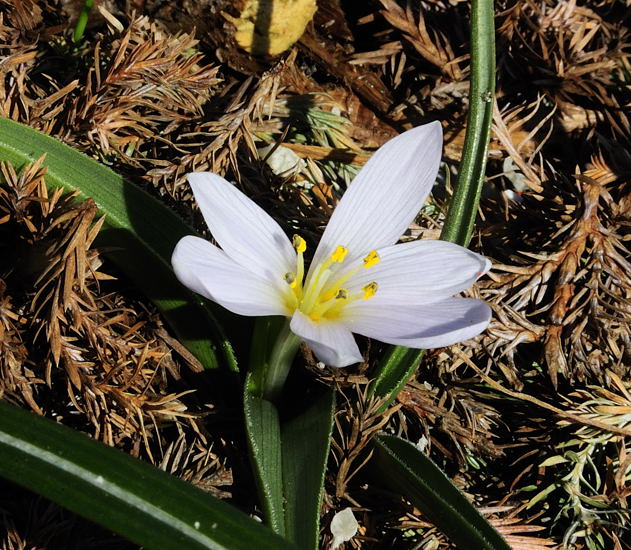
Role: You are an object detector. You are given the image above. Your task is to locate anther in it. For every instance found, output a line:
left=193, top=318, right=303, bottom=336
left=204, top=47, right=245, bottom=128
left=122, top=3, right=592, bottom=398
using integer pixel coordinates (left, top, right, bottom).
left=331, top=245, right=348, bottom=263
left=363, top=250, right=380, bottom=268
left=284, top=272, right=297, bottom=288
left=292, top=235, right=307, bottom=254
left=362, top=282, right=378, bottom=299
left=335, top=289, right=348, bottom=300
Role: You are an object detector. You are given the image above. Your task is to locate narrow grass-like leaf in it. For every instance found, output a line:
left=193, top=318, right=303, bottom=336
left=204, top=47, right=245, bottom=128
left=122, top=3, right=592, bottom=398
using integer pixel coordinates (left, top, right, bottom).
left=440, top=0, right=496, bottom=245
left=369, top=0, right=496, bottom=407
left=368, top=347, right=425, bottom=408
left=282, top=389, right=335, bottom=549
left=0, top=400, right=298, bottom=550
left=72, top=0, right=94, bottom=43
left=242, top=317, right=286, bottom=534
left=0, top=117, right=238, bottom=372
left=371, top=435, right=510, bottom=550
left=243, top=371, right=285, bottom=536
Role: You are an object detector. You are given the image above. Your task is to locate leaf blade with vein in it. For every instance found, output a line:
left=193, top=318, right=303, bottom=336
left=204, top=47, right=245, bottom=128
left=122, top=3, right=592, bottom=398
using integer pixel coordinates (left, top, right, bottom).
left=0, top=400, right=298, bottom=550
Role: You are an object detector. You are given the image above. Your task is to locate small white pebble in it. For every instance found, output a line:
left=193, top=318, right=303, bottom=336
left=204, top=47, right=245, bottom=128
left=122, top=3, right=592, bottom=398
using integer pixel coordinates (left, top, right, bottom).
left=330, top=507, right=358, bottom=550
left=415, top=435, right=429, bottom=452
left=258, top=144, right=305, bottom=176
left=503, top=189, right=523, bottom=203
left=502, top=157, right=528, bottom=193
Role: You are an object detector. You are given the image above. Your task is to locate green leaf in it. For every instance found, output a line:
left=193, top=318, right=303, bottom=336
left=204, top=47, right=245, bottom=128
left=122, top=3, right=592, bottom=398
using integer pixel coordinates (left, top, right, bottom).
left=439, top=0, right=496, bottom=246
left=539, top=455, right=568, bottom=467
left=282, top=389, right=336, bottom=549
left=368, top=347, right=424, bottom=409
left=0, top=400, right=298, bottom=550
left=371, top=435, right=511, bottom=550
left=245, top=318, right=335, bottom=546
left=243, top=371, right=285, bottom=536
left=0, top=116, right=238, bottom=372
left=369, top=0, right=496, bottom=407
left=526, top=483, right=561, bottom=509
left=72, top=0, right=94, bottom=42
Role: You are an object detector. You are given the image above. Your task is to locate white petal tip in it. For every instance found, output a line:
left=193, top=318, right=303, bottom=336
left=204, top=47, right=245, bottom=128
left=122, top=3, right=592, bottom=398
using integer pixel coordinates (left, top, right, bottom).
left=482, top=257, right=493, bottom=276
left=327, top=353, right=364, bottom=368
left=290, top=312, right=363, bottom=368
left=408, top=120, right=443, bottom=142
left=186, top=171, right=227, bottom=191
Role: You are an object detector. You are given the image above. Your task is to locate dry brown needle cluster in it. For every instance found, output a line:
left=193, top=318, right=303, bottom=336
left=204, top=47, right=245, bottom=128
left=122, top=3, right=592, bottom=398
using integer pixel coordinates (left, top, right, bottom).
left=0, top=157, right=233, bottom=546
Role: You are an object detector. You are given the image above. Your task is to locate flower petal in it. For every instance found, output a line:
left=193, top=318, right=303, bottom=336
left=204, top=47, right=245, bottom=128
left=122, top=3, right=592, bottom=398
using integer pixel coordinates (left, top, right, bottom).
left=344, top=240, right=491, bottom=305
left=188, top=172, right=295, bottom=283
left=290, top=311, right=363, bottom=367
left=310, top=122, right=442, bottom=269
left=172, top=236, right=289, bottom=316
left=342, top=298, right=491, bottom=349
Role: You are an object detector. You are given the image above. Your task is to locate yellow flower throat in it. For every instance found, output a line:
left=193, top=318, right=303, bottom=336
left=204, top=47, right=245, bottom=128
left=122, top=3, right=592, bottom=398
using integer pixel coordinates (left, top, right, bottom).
left=283, top=235, right=380, bottom=322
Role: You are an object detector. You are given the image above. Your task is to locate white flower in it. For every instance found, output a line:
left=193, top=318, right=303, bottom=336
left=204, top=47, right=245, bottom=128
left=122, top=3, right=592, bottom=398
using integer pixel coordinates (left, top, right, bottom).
left=171, top=122, right=491, bottom=367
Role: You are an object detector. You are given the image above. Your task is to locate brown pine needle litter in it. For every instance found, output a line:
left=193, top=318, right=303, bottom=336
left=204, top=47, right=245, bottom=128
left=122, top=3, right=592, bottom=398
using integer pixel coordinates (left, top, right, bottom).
left=1, top=0, right=630, bottom=549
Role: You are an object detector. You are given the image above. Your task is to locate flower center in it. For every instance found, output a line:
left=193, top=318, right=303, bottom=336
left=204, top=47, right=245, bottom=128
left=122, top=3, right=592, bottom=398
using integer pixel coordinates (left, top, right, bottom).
left=283, top=235, right=380, bottom=322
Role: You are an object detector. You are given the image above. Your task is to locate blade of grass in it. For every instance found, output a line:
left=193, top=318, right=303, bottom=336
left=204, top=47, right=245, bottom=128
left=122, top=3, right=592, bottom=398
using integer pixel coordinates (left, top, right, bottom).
left=281, top=389, right=335, bottom=549
left=243, top=371, right=285, bottom=536
left=369, top=0, right=496, bottom=406
left=72, top=0, right=94, bottom=43
left=0, top=400, right=298, bottom=550
left=0, top=117, right=238, bottom=372
left=245, top=317, right=335, bottom=546
left=368, top=347, right=425, bottom=405
left=371, top=435, right=510, bottom=550
left=242, top=317, right=291, bottom=535
left=439, top=0, right=496, bottom=245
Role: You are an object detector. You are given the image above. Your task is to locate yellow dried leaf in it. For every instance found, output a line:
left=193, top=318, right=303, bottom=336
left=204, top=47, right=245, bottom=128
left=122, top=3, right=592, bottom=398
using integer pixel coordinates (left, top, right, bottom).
left=224, top=0, right=317, bottom=56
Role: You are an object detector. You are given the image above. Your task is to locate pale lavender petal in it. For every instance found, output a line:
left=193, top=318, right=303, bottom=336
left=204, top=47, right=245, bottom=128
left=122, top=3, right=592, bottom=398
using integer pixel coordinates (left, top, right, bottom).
left=290, top=311, right=363, bottom=367
left=188, top=172, right=295, bottom=283
left=342, top=298, right=491, bottom=348
left=310, top=122, right=443, bottom=271
left=172, top=236, right=290, bottom=316
left=342, top=240, right=491, bottom=305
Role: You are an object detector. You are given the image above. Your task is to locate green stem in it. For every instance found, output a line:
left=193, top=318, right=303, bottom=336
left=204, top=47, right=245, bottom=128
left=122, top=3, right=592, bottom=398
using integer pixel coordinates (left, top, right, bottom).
left=262, top=320, right=301, bottom=402
left=72, top=0, right=94, bottom=43
left=247, top=317, right=301, bottom=402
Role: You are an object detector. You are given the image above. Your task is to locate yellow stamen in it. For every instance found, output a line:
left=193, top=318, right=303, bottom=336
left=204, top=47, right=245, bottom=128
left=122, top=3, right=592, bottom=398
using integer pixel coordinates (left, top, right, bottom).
left=321, top=250, right=380, bottom=301
left=284, top=272, right=297, bottom=288
left=331, top=245, right=348, bottom=263
left=292, top=234, right=306, bottom=253
left=363, top=250, right=380, bottom=268
left=308, top=287, right=349, bottom=320
left=285, top=234, right=307, bottom=305
left=300, top=268, right=333, bottom=312
left=287, top=242, right=380, bottom=321
left=335, top=288, right=348, bottom=300
left=362, top=282, right=378, bottom=299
